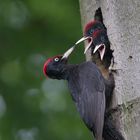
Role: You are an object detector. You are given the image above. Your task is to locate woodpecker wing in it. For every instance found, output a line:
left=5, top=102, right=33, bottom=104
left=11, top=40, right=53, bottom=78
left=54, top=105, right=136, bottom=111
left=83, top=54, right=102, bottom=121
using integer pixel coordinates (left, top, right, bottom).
left=67, top=61, right=105, bottom=138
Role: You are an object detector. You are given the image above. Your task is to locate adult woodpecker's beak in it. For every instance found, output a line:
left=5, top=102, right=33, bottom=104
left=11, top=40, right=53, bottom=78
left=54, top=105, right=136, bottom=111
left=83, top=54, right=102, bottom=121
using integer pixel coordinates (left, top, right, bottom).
left=93, top=44, right=106, bottom=60
left=61, top=45, right=76, bottom=60
left=75, top=36, right=93, bottom=54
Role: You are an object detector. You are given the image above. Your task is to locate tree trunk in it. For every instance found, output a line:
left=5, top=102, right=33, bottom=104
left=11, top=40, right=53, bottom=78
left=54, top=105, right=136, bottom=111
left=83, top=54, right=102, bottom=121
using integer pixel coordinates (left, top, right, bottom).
left=79, top=0, right=140, bottom=140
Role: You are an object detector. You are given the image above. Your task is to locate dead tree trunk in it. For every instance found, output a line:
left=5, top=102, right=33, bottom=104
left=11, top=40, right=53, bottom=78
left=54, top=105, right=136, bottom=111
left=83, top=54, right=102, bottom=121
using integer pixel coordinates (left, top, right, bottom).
left=79, top=0, right=140, bottom=139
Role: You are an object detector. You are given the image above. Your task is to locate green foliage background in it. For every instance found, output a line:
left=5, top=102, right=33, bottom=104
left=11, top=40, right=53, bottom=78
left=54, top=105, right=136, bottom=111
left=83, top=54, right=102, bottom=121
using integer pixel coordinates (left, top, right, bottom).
left=0, top=0, right=92, bottom=139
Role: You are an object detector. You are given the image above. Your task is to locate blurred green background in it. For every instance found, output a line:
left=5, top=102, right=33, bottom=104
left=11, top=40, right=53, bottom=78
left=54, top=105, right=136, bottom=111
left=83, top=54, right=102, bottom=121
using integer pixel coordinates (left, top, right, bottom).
left=0, top=0, right=92, bottom=140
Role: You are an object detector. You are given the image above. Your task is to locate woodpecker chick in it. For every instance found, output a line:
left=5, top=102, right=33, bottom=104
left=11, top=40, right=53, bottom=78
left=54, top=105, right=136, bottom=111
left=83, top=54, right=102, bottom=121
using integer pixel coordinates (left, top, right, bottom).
left=75, top=21, right=113, bottom=66
left=75, top=7, right=114, bottom=70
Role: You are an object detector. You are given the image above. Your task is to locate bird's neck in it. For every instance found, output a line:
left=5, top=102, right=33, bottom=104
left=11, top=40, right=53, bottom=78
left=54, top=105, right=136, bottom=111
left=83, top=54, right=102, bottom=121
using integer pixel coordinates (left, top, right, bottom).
left=57, top=64, right=76, bottom=80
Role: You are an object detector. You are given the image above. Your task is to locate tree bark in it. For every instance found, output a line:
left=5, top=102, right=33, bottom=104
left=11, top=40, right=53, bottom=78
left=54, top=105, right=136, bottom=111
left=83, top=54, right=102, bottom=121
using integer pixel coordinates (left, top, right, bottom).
left=79, top=0, right=140, bottom=140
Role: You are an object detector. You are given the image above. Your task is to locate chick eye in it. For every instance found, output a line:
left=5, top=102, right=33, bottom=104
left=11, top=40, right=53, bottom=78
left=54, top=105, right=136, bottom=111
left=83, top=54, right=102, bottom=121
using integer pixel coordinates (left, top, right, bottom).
left=89, top=28, right=94, bottom=35
left=54, top=57, right=59, bottom=62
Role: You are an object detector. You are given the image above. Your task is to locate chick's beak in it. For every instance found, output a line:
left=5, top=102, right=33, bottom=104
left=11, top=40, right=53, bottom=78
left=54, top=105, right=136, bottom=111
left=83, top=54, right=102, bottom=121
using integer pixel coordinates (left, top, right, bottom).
left=93, top=44, right=106, bottom=60
left=75, top=36, right=91, bottom=45
left=74, top=36, right=93, bottom=54
left=84, top=38, right=93, bottom=54
left=61, top=36, right=93, bottom=60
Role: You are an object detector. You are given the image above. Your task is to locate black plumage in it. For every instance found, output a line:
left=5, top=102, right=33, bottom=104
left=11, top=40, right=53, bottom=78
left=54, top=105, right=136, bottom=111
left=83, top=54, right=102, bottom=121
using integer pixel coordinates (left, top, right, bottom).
left=43, top=53, right=124, bottom=140
left=94, top=7, right=104, bottom=24
left=67, top=62, right=105, bottom=140
left=44, top=56, right=105, bottom=140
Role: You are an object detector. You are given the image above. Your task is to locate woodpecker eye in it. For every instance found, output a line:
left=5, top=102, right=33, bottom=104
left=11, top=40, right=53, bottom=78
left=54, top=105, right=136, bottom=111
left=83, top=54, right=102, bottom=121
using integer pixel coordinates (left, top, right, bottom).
left=54, top=57, right=59, bottom=62
left=89, top=28, right=94, bottom=35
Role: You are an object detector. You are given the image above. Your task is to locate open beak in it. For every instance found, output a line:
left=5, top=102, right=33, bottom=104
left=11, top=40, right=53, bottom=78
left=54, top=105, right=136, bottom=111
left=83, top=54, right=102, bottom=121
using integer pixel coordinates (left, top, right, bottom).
left=93, top=44, right=106, bottom=60
left=61, top=45, right=76, bottom=60
left=84, top=38, right=93, bottom=54
left=75, top=36, right=93, bottom=54
left=62, top=36, right=93, bottom=60
left=62, top=36, right=92, bottom=60
left=75, top=36, right=92, bottom=45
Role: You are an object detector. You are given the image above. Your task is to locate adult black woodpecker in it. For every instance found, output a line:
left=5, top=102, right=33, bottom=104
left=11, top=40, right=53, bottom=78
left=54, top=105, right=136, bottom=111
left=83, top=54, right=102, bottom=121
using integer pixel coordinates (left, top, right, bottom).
left=43, top=48, right=105, bottom=140
left=43, top=47, right=124, bottom=140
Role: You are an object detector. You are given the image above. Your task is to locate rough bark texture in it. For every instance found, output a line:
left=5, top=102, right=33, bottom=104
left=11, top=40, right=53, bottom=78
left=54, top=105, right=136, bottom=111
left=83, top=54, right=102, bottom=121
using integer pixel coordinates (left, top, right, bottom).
left=79, top=0, right=140, bottom=140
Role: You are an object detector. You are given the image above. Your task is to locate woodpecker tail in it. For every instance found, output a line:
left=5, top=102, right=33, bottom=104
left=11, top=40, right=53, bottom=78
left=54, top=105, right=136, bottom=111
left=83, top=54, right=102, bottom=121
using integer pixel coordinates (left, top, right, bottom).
left=94, top=7, right=103, bottom=23
left=103, top=114, right=125, bottom=140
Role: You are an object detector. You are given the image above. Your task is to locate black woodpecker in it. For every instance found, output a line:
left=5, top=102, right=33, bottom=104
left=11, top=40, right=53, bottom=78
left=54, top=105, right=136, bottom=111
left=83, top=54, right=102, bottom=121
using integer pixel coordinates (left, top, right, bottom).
left=43, top=46, right=124, bottom=140
left=75, top=8, right=113, bottom=70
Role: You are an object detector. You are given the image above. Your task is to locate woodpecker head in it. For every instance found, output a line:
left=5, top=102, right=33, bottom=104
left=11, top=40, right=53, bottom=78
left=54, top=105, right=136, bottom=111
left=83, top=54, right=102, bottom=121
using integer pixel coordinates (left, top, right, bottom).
left=75, top=20, right=106, bottom=60
left=43, top=46, right=75, bottom=79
